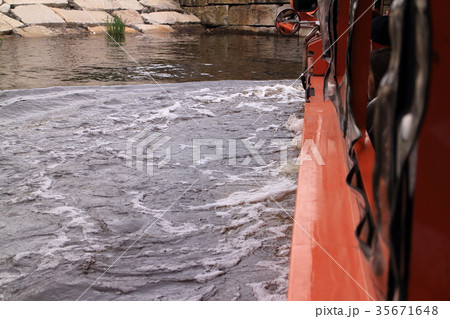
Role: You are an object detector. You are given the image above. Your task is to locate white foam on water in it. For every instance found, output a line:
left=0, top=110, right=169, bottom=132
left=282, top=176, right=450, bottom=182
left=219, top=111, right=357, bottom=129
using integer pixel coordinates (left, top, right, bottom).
left=9, top=205, right=102, bottom=272
left=290, top=135, right=303, bottom=150
left=191, top=178, right=296, bottom=209
left=246, top=259, right=289, bottom=301
left=285, top=114, right=304, bottom=133
left=193, top=201, right=291, bottom=296
left=44, top=206, right=98, bottom=240
left=224, top=174, right=247, bottom=183
left=189, top=103, right=216, bottom=117
left=131, top=192, right=165, bottom=219
left=158, top=219, right=198, bottom=236
left=241, top=84, right=305, bottom=103
left=285, top=114, right=304, bottom=150
left=0, top=80, right=304, bottom=300
left=195, top=270, right=225, bottom=284
left=187, top=89, right=236, bottom=104
left=150, top=102, right=181, bottom=122
left=185, top=84, right=304, bottom=107
left=255, top=124, right=281, bottom=132
left=0, top=272, right=25, bottom=287
left=8, top=173, right=64, bottom=204
left=236, top=101, right=278, bottom=112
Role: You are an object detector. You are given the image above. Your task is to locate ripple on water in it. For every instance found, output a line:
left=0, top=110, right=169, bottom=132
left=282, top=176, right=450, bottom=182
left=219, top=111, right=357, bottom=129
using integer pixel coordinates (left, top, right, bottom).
left=0, top=80, right=304, bottom=300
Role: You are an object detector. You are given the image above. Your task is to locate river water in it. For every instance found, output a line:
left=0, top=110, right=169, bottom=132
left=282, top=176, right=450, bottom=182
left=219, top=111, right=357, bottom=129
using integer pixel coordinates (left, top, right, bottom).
left=0, top=33, right=305, bottom=300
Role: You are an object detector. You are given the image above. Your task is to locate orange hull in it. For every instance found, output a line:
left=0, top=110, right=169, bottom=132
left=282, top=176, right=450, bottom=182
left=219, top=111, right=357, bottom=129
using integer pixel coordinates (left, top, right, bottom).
left=288, top=77, right=378, bottom=300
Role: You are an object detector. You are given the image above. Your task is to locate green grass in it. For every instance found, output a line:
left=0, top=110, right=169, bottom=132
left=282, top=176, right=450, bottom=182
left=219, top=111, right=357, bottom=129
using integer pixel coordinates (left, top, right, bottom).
left=105, top=16, right=126, bottom=41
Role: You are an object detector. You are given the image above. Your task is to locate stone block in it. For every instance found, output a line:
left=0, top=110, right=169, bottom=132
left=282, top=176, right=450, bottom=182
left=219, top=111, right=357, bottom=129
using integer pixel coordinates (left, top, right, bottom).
left=229, top=25, right=277, bottom=34
left=13, top=24, right=54, bottom=36
left=71, top=0, right=143, bottom=11
left=171, top=23, right=204, bottom=33
left=53, top=25, right=89, bottom=35
left=133, top=23, right=174, bottom=33
left=70, top=0, right=117, bottom=10
left=207, top=0, right=247, bottom=4
left=115, top=0, right=143, bottom=10
left=277, top=3, right=291, bottom=10
left=141, top=11, right=200, bottom=24
left=0, top=12, right=23, bottom=33
left=87, top=25, right=138, bottom=34
left=4, top=0, right=67, bottom=7
left=112, top=9, right=143, bottom=25
left=179, top=0, right=207, bottom=6
left=139, top=0, right=182, bottom=12
left=228, top=4, right=278, bottom=26
left=52, top=8, right=112, bottom=25
left=0, top=3, right=10, bottom=13
left=185, top=5, right=227, bottom=26
left=252, top=0, right=289, bottom=2
left=12, top=4, right=66, bottom=24
left=207, top=0, right=288, bottom=3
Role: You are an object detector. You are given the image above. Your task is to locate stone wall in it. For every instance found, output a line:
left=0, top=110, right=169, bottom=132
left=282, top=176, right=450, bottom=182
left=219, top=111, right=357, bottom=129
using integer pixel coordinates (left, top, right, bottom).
left=180, top=0, right=290, bottom=34
left=0, top=0, right=203, bottom=37
left=0, top=0, right=292, bottom=37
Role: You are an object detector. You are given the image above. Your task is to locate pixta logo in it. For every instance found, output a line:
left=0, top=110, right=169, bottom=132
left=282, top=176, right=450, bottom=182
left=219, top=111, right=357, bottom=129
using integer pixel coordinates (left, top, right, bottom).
left=125, top=133, right=325, bottom=176
left=126, top=130, right=172, bottom=176
left=191, top=138, right=324, bottom=167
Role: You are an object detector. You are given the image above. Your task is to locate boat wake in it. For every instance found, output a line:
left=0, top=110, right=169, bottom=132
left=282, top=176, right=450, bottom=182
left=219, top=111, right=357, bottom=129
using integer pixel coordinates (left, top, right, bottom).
left=0, top=80, right=304, bottom=300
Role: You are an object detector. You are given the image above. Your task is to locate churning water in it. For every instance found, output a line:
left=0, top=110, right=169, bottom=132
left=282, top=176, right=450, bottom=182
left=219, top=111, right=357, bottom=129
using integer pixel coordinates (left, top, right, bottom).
left=0, top=33, right=305, bottom=300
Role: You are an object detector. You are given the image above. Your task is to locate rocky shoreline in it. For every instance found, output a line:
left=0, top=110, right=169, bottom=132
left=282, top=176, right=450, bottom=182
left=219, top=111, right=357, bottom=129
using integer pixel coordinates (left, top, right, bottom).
left=0, top=0, right=291, bottom=37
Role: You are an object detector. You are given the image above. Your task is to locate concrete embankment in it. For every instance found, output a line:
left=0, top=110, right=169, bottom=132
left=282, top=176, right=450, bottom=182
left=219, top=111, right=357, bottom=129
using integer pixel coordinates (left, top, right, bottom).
left=0, top=0, right=291, bottom=37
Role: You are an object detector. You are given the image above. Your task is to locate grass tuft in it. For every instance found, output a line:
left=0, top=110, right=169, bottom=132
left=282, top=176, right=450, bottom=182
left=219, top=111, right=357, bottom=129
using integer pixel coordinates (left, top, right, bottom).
left=105, top=16, right=126, bottom=42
